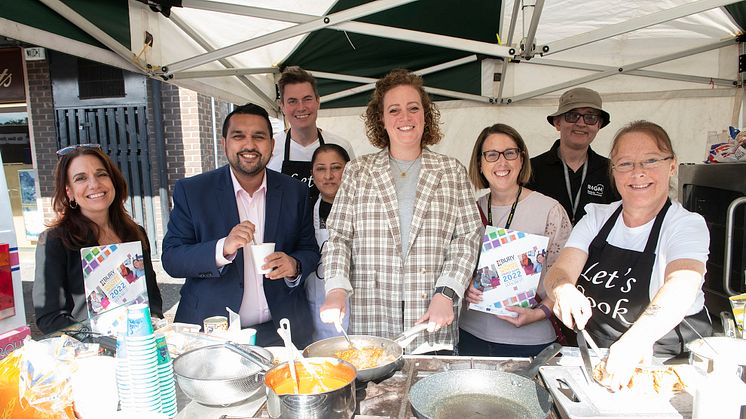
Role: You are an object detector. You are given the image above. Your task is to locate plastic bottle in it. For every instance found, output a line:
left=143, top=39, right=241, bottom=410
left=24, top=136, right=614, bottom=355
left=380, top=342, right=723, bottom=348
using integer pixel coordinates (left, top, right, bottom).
left=692, top=357, right=746, bottom=419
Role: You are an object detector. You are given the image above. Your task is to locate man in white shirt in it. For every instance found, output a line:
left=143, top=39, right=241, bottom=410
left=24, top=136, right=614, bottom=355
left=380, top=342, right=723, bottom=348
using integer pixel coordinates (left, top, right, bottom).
left=268, top=66, right=355, bottom=203
left=163, top=103, right=319, bottom=347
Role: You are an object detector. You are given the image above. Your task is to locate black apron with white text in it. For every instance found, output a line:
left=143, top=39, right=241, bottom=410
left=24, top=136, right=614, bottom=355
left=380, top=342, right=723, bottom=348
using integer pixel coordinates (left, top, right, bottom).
left=281, top=129, right=324, bottom=204
left=579, top=200, right=711, bottom=356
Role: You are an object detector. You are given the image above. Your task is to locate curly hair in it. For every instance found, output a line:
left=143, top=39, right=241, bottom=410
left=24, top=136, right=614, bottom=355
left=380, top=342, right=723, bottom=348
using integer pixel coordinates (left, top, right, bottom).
left=364, top=69, right=442, bottom=149
left=50, top=146, right=147, bottom=251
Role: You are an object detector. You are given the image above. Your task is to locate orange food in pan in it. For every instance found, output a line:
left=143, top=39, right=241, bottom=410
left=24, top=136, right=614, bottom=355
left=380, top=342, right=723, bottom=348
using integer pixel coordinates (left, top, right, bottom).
left=334, top=347, right=391, bottom=370
left=266, top=360, right=355, bottom=395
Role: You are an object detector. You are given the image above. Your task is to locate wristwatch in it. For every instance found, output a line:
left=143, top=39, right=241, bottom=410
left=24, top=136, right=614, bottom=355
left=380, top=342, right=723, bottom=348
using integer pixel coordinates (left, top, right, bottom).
left=434, top=286, right=458, bottom=303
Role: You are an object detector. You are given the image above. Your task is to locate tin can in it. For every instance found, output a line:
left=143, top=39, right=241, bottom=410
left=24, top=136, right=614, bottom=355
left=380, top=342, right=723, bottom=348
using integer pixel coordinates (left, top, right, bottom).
left=203, top=316, right=228, bottom=334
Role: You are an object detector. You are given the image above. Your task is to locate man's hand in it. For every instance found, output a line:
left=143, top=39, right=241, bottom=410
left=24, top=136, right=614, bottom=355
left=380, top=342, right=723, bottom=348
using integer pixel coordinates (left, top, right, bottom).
left=416, top=294, right=455, bottom=333
left=223, top=221, right=256, bottom=257
left=262, top=252, right=298, bottom=280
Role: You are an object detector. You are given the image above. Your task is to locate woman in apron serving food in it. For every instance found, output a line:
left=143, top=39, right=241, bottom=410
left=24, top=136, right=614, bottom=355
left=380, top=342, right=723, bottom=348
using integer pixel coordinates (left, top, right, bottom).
left=545, top=120, right=712, bottom=391
left=306, top=144, right=351, bottom=340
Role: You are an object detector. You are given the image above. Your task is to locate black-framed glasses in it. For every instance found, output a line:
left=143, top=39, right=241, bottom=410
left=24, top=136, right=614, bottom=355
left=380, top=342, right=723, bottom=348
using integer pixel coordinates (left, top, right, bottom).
left=56, top=143, right=102, bottom=157
left=564, top=111, right=601, bottom=125
left=612, top=156, right=673, bottom=173
left=482, top=148, right=521, bottom=162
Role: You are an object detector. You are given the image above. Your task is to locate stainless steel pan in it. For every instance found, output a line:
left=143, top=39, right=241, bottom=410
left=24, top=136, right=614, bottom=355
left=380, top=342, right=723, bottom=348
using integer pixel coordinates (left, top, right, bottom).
left=302, top=323, right=428, bottom=382
left=408, top=342, right=562, bottom=419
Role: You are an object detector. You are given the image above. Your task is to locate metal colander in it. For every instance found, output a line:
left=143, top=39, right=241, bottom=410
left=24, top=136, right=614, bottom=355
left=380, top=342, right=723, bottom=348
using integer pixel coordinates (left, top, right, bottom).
left=173, top=344, right=273, bottom=406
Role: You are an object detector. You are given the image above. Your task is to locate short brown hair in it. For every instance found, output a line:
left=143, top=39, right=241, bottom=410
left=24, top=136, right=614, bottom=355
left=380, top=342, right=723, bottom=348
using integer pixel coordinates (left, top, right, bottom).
left=468, top=123, right=532, bottom=189
left=364, top=69, right=442, bottom=149
left=278, top=66, right=319, bottom=100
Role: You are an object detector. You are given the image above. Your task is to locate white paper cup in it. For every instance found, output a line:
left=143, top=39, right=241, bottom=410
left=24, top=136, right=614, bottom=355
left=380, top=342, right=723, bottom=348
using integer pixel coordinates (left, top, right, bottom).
left=73, top=357, right=119, bottom=417
left=251, top=242, right=275, bottom=274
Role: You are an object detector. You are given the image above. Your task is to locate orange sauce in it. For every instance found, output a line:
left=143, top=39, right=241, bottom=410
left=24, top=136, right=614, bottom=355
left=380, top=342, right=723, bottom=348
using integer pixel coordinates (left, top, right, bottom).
left=266, top=359, right=355, bottom=395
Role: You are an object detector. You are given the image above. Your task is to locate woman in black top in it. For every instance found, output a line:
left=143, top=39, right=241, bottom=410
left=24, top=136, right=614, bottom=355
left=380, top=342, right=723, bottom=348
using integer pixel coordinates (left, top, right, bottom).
left=33, top=145, right=163, bottom=334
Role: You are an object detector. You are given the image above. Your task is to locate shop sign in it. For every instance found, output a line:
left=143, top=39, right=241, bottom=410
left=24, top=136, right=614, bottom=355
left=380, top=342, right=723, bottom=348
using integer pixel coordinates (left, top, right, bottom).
left=0, top=48, right=26, bottom=104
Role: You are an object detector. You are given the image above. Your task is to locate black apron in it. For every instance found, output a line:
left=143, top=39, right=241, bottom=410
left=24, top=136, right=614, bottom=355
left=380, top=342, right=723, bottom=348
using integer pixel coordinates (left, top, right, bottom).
left=579, top=200, right=711, bottom=356
left=281, top=129, right=324, bottom=204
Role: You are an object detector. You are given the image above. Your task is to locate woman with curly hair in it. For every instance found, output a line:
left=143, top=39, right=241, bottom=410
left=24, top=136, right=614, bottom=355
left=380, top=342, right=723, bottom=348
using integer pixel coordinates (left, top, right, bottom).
left=33, top=145, right=163, bottom=333
left=320, top=69, right=482, bottom=353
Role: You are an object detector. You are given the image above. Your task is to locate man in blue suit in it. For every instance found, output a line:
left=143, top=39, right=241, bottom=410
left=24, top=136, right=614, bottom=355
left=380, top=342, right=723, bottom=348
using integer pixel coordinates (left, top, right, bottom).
left=163, top=103, right=319, bottom=347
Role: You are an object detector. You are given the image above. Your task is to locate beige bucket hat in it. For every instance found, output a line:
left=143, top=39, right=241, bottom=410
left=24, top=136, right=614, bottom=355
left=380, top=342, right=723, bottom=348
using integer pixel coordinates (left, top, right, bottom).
left=546, top=87, right=610, bottom=128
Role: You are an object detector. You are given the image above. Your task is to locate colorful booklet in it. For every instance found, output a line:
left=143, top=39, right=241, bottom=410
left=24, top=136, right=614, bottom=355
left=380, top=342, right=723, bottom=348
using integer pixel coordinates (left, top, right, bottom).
left=469, top=226, right=549, bottom=317
left=81, top=241, right=149, bottom=335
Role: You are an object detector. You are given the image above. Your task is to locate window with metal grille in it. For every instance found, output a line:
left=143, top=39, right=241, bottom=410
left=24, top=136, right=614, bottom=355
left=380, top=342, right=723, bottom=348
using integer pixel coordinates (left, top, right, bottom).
left=77, top=58, right=125, bottom=99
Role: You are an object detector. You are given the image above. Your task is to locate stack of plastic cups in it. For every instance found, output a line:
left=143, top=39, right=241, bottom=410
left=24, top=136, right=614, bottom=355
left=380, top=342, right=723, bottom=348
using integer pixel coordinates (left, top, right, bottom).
left=155, top=332, right=177, bottom=417
left=121, top=303, right=162, bottom=413
left=115, top=334, right=131, bottom=409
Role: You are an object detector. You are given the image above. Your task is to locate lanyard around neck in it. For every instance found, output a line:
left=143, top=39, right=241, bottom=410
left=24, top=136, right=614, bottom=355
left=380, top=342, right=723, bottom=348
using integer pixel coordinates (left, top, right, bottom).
left=487, top=185, right=523, bottom=229
left=562, top=157, right=588, bottom=223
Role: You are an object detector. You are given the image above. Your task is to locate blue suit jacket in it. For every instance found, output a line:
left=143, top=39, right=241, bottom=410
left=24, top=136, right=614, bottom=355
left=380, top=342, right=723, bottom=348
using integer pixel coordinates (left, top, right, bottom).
left=162, top=166, right=319, bottom=347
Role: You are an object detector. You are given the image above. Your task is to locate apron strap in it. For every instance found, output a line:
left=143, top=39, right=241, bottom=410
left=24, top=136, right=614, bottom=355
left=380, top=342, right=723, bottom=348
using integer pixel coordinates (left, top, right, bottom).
left=590, top=204, right=623, bottom=249
left=589, top=199, right=672, bottom=251
left=643, top=199, right=672, bottom=254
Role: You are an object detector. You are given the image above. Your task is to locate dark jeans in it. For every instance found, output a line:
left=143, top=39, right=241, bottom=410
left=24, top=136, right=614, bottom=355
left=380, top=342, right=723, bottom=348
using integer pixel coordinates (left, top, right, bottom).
left=457, top=329, right=554, bottom=358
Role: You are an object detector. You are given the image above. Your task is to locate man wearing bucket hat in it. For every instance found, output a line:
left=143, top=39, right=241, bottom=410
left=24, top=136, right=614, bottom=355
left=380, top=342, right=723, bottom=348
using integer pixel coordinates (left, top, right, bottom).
left=527, top=87, right=619, bottom=224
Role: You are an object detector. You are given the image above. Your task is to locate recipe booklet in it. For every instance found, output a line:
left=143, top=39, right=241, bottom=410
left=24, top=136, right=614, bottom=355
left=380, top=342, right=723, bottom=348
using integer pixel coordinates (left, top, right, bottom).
left=80, top=241, right=149, bottom=335
left=469, top=226, right=549, bottom=317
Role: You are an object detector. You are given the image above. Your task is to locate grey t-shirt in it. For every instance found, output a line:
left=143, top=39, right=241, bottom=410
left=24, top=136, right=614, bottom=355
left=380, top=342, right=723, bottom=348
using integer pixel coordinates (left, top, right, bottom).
left=390, top=156, right=421, bottom=259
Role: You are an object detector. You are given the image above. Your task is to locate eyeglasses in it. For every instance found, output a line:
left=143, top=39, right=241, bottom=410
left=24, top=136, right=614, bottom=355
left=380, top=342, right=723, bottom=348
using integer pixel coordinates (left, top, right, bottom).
left=482, top=148, right=521, bottom=162
left=564, top=111, right=601, bottom=125
left=612, top=156, right=673, bottom=173
left=56, top=143, right=102, bottom=157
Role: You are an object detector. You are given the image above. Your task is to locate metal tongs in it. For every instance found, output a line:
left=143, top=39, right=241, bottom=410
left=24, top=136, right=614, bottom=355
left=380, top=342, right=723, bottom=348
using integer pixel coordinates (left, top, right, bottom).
left=575, top=325, right=603, bottom=384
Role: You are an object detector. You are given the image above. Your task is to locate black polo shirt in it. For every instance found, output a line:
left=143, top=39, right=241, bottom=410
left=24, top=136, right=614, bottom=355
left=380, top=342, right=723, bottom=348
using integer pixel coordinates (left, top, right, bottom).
left=527, top=139, right=619, bottom=224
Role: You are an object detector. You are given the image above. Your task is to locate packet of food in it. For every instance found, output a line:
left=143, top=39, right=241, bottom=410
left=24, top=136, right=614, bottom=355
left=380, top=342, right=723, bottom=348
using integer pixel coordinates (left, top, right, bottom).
left=0, top=336, right=82, bottom=419
left=729, top=293, right=746, bottom=338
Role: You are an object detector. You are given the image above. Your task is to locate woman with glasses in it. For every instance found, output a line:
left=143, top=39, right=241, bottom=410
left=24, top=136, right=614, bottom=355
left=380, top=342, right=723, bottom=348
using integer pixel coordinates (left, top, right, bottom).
left=306, top=143, right=351, bottom=341
left=545, top=121, right=712, bottom=391
left=319, top=69, right=482, bottom=353
left=458, top=124, right=572, bottom=357
left=33, top=145, right=163, bottom=334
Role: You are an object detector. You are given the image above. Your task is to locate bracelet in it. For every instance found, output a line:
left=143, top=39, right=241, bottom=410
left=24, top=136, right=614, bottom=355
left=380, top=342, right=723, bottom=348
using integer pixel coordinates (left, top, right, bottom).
left=537, top=304, right=552, bottom=319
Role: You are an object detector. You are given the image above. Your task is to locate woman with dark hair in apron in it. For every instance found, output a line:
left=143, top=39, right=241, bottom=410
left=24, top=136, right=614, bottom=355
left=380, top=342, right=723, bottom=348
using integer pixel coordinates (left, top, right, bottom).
left=306, top=143, right=351, bottom=341
left=545, top=120, right=712, bottom=392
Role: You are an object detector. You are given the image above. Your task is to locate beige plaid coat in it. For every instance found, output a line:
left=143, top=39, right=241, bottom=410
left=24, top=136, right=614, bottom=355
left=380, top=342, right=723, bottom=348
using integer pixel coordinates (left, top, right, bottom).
left=323, top=149, right=482, bottom=352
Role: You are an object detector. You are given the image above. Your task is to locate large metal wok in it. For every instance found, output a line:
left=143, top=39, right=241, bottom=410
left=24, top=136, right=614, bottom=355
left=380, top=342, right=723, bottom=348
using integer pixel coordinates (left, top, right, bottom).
left=408, top=342, right=562, bottom=419
left=303, top=323, right=428, bottom=382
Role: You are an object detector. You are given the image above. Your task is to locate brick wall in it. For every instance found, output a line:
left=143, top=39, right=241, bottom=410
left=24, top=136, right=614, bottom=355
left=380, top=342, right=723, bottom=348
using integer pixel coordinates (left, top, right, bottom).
left=26, top=65, right=234, bottom=252
left=26, top=59, right=57, bottom=225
